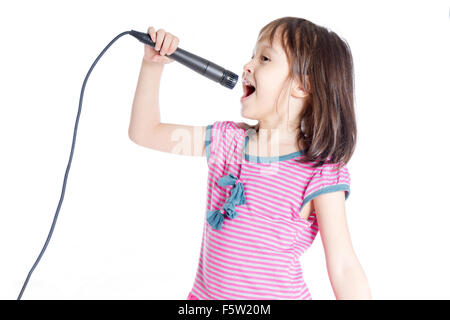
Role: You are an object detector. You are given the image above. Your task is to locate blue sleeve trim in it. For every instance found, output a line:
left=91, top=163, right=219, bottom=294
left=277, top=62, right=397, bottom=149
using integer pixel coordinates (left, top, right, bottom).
left=300, top=183, right=350, bottom=212
left=205, top=124, right=213, bottom=163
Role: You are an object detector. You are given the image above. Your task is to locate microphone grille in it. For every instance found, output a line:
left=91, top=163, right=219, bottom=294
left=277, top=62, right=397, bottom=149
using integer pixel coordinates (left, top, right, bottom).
left=221, top=70, right=239, bottom=89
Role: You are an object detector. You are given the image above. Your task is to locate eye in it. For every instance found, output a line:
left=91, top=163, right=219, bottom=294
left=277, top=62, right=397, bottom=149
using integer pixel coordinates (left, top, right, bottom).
left=250, top=55, right=269, bottom=62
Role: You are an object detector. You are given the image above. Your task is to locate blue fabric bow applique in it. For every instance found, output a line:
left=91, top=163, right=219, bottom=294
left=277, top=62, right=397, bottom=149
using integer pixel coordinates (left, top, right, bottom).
left=206, top=173, right=246, bottom=230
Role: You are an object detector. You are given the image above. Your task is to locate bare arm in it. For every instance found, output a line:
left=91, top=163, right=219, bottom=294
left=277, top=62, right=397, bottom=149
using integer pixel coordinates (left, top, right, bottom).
left=128, top=58, right=163, bottom=141
left=128, top=27, right=208, bottom=157
left=128, top=58, right=207, bottom=157
left=314, top=191, right=372, bottom=299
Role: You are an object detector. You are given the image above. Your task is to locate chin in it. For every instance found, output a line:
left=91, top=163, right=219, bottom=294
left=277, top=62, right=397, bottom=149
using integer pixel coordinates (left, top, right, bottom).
left=241, top=106, right=264, bottom=121
left=240, top=108, right=256, bottom=120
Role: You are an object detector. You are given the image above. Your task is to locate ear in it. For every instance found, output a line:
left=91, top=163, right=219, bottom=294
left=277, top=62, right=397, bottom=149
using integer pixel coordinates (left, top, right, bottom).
left=291, top=75, right=310, bottom=99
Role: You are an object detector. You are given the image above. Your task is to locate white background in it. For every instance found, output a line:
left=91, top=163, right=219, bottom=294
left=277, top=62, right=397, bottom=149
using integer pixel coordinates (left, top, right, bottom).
left=0, top=0, right=449, bottom=300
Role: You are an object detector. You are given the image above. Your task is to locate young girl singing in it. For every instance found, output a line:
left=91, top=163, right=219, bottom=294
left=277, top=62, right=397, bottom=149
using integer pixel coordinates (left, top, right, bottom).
left=128, top=17, right=371, bottom=300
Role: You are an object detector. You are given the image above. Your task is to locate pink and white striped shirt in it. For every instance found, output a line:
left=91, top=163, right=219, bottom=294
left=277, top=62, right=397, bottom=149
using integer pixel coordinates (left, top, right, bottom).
left=188, top=120, right=350, bottom=300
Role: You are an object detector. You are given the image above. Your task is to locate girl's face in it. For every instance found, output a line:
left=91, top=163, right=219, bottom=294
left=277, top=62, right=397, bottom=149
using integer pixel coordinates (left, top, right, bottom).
left=241, top=32, right=293, bottom=121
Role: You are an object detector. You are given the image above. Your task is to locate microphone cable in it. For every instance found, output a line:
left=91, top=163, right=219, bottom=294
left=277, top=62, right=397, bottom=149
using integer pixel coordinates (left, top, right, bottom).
left=17, top=28, right=238, bottom=300
left=17, top=30, right=132, bottom=300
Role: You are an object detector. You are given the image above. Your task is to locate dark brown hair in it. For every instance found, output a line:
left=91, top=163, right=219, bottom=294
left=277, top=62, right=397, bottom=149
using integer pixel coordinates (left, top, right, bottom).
left=249, top=17, right=357, bottom=170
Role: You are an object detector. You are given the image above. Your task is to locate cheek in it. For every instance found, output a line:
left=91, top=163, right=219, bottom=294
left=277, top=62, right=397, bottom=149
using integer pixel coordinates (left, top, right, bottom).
left=256, top=80, right=280, bottom=98
left=255, top=86, right=279, bottom=109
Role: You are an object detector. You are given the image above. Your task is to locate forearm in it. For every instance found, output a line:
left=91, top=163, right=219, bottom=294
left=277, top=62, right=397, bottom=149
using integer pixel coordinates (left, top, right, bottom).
left=330, top=263, right=372, bottom=300
left=128, top=58, right=164, bottom=141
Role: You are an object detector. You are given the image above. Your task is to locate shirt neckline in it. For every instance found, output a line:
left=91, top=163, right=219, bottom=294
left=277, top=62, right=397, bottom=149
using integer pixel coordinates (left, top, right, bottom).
left=243, top=133, right=306, bottom=164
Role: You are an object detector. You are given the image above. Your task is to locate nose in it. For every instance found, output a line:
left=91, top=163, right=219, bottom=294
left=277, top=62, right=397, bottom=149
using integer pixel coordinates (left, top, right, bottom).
left=242, top=63, right=253, bottom=79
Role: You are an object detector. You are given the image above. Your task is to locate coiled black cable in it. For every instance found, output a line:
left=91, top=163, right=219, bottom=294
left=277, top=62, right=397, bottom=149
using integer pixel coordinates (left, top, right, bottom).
left=17, top=30, right=132, bottom=300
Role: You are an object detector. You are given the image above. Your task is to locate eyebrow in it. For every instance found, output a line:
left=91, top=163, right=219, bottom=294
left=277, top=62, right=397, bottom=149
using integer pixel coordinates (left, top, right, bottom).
left=252, top=44, right=279, bottom=56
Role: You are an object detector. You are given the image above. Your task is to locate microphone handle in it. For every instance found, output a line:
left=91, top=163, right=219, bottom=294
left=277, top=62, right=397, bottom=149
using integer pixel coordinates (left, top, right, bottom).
left=129, top=30, right=238, bottom=89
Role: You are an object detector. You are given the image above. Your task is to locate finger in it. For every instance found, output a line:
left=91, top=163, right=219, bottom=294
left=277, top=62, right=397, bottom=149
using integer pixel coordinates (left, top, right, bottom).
left=159, top=34, right=173, bottom=56
left=147, top=26, right=156, bottom=43
left=155, top=28, right=166, bottom=51
left=167, top=38, right=179, bottom=56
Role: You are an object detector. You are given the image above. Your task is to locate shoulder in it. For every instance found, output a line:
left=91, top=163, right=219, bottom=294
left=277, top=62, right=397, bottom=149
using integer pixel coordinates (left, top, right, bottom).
left=308, top=160, right=350, bottom=177
left=235, top=122, right=252, bottom=130
left=208, top=121, right=247, bottom=147
left=302, top=161, right=351, bottom=206
left=210, top=120, right=248, bottom=135
left=224, top=121, right=250, bottom=133
left=210, top=121, right=250, bottom=129
left=318, top=163, right=349, bottom=177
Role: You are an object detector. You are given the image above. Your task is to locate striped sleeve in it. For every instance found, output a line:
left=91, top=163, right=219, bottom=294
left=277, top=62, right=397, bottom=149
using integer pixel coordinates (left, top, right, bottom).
left=204, top=123, right=214, bottom=163
left=300, top=162, right=351, bottom=212
left=205, top=121, right=237, bottom=166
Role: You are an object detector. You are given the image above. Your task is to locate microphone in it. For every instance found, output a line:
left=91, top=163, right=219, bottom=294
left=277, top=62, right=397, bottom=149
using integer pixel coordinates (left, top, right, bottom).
left=129, top=30, right=238, bottom=89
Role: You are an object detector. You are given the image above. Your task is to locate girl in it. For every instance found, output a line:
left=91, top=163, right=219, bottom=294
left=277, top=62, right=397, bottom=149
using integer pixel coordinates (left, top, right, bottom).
left=129, top=17, right=371, bottom=300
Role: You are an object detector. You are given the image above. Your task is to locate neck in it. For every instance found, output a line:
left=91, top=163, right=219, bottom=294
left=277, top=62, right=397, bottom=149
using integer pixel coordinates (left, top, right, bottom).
left=254, top=119, right=299, bottom=146
left=246, top=121, right=303, bottom=157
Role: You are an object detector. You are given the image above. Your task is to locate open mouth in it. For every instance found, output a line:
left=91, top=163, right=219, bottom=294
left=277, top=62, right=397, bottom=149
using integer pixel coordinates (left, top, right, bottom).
left=242, top=84, right=256, bottom=99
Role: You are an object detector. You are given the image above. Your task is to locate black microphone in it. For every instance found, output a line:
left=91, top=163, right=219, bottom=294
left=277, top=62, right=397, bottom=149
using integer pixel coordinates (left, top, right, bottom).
left=129, top=30, right=238, bottom=89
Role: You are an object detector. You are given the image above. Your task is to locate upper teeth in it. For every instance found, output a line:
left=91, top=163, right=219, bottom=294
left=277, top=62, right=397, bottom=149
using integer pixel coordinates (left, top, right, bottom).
left=243, top=79, right=254, bottom=87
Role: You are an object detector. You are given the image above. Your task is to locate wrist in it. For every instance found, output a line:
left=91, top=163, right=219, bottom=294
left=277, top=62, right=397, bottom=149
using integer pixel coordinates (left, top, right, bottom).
left=142, top=56, right=165, bottom=68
